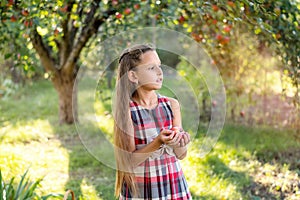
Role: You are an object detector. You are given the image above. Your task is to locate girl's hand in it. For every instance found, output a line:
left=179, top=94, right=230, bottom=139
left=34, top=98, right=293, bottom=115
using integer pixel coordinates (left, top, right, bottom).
left=167, top=130, right=190, bottom=148
left=179, top=131, right=191, bottom=147
left=158, top=128, right=174, bottom=144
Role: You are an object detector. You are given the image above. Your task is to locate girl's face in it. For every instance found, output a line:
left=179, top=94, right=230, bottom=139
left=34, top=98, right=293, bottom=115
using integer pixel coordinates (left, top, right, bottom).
left=134, top=51, right=163, bottom=90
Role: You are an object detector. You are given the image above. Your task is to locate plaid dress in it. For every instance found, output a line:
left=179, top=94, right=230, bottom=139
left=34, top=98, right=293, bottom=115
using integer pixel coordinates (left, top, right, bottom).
left=120, top=94, right=192, bottom=200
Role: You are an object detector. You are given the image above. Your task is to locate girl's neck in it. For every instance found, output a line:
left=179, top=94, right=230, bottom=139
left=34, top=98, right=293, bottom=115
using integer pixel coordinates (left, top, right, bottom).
left=133, top=90, right=158, bottom=108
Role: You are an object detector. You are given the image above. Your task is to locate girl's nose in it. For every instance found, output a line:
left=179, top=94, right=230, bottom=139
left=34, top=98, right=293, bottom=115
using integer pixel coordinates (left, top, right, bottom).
left=156, top=66, right=162, bottom=75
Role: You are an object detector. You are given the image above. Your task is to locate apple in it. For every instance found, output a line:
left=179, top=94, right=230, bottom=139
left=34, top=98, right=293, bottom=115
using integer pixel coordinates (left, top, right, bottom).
left=212, top=5, right=219, bottom=12
left=171, top=127, right=180, bottom=133
left=240, top=111, right=245, bottom=117
left=134, top=4, right=140, bottom=10
left=227, top=1, right=235, bottom=7
left=115, top=12, right=122, bottom=19
left=7, top=0, right=13, bottom=6
left=54, top=29, right=59, bottom=36
left=191, top=32, right=202, bottom=42
left=212, top=19, right=218, bottom=25
left=21, top=10, right=29, bottom=16
left=10, top=16, right=17, bottom=22
left=24, top=20, right=29, bottom=27
left=221, top=36, right=230, bottom=45
left=178, top=15, right=185, bottom=24
left=24, top=20, right=33, bottom=27
left=112, top=0, right=118, bottom=6
left=275, top=33, right=281, bottom=40
left=22, top=33, right=29, bottom=38
left=216, top=34, right=223, bottom=41
left=171, top=126, right=184, bottom=139
left=124, top=8, right=131, bottom=15
left=212, top=100, right=217, bottom=107
left=60, top=5, right=68, bottom=12
left=223, top=25, right=231, bottom=33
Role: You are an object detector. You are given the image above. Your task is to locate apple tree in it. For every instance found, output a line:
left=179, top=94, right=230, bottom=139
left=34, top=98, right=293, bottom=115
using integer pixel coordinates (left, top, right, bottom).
left=0, top=0, right=178, bottom=124
left=177, top=0, right=299, bottom=121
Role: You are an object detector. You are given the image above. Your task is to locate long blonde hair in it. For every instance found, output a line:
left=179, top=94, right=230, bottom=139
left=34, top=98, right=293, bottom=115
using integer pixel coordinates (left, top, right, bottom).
left=114, top=44, right=154, bottom=197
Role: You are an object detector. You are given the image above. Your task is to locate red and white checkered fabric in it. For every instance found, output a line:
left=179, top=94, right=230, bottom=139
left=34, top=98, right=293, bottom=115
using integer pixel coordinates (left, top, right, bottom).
left=120, top=94, right=192, bottom=200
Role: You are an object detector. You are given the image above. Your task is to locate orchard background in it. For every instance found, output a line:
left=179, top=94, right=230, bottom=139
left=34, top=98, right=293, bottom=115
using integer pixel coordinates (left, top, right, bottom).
left=0, top=0, right=299, bottom=199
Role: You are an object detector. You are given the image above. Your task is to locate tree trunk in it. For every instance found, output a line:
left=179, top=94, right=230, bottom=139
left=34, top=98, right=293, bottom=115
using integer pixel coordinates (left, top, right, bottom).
left=53, top=74, right=78, bottom=124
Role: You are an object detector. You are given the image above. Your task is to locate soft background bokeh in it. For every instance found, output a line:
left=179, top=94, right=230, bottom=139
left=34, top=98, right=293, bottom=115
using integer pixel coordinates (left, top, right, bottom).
left=0, top=0, right=299, bottom=199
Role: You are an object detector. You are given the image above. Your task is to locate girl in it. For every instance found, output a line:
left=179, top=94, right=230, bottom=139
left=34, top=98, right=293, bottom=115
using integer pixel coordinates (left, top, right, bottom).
left=114, top=44, right=192, bottom=199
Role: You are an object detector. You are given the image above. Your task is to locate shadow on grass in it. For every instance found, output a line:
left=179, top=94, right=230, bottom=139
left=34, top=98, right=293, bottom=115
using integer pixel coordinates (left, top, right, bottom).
left=215, top=124, right=300, bottom=199
left=49, top=119, right=116, bottom=200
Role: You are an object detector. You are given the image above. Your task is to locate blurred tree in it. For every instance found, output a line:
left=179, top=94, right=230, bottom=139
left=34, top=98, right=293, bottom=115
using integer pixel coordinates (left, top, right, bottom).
left=0, top=0, right=177, bottom=124
left=179, top=0, right=299, bottom=120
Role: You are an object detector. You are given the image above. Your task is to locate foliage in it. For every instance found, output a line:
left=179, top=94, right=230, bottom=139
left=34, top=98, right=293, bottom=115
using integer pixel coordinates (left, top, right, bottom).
left=178, top=0, right=299, bottom=106
left=0, top=170, right=61, bottom=200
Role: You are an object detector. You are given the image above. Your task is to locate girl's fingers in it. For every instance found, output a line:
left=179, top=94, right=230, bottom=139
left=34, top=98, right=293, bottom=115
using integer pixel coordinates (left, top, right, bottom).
left=182, top=134, right=188, bottom=145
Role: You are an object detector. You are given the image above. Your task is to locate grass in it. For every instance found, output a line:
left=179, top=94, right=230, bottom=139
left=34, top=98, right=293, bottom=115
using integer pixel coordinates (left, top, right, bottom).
left=1, top=79, right=299, bottom=199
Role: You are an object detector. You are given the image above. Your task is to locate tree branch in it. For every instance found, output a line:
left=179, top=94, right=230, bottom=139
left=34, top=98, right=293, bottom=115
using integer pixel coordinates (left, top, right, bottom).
left=62, top=1, right=115, bottom=75
left=30, top=28, right=58, bottom=75
left=60, top=0, right=76, bottom=67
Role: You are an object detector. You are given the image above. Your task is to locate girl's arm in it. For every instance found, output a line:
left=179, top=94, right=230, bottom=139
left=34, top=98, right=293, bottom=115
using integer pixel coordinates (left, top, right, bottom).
left=168, top=97, right=190, bottom=160
left=126, top=110, right=175, bottom=167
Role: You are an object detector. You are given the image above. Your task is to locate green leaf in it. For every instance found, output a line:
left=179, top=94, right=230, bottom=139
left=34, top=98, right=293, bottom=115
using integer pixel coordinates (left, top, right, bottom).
left=4, top=53, right=12, bottom=59
left=15, top=169, right=29, bottom=198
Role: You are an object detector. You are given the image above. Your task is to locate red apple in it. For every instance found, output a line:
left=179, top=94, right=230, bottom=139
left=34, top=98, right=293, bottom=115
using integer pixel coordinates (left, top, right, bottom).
left=212, top=100, right=217, bottom=107
left=171, top=127, right=182, bottom=139
left=178, top=15, right=185, bottom=24
left=171, top=127, right=180, bottom=133
left=191, top=32, right=202, bottom=42
left=24, top=20, right=29, bottom=27
left=134, top=4, right=140, bottom=10
left=212, top=19, right=218, bottom=25
left=54, top=29, right=59, bottom=36
left=7, top=0, right=13, bottom=6
left=223, top=25, right=231, bottom=33
left=24, top=20, right=33, bottom=27
left=240, top=111, right=245, bottom=117
left=115, top=12, right=122, bottom=19
left=227, top=1, right=235, bottom=7
left=155, top=14, right=161, bottom=20
left=60, top=5, right=68, bottom=12
left=216, top=34, right=223, bottom=41
left=10, top=16, right=17, bottom=22
left=222, top=36, right=230, bottom=45
left=112, top=0, right=118, bottom=6
left=212, top=5, right=219, bottom=12
left=275, top=33, right=281, bottom=40
left=21, top=10, right=29, bottom=16
left=124, top=8, right=131, bottom=15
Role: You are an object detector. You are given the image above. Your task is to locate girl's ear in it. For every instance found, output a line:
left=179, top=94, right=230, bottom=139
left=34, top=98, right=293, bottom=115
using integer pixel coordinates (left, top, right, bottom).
left=128, top=70, right=138, bottom=84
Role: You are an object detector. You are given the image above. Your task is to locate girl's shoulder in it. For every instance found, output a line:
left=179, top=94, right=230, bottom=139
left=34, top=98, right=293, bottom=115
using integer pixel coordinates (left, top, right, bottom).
left=157, top=94, right=179, bottom=107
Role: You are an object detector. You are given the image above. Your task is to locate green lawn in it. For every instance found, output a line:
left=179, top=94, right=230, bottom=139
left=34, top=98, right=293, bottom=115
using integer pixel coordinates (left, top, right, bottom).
left=0, top=79, right=299, bottom=199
